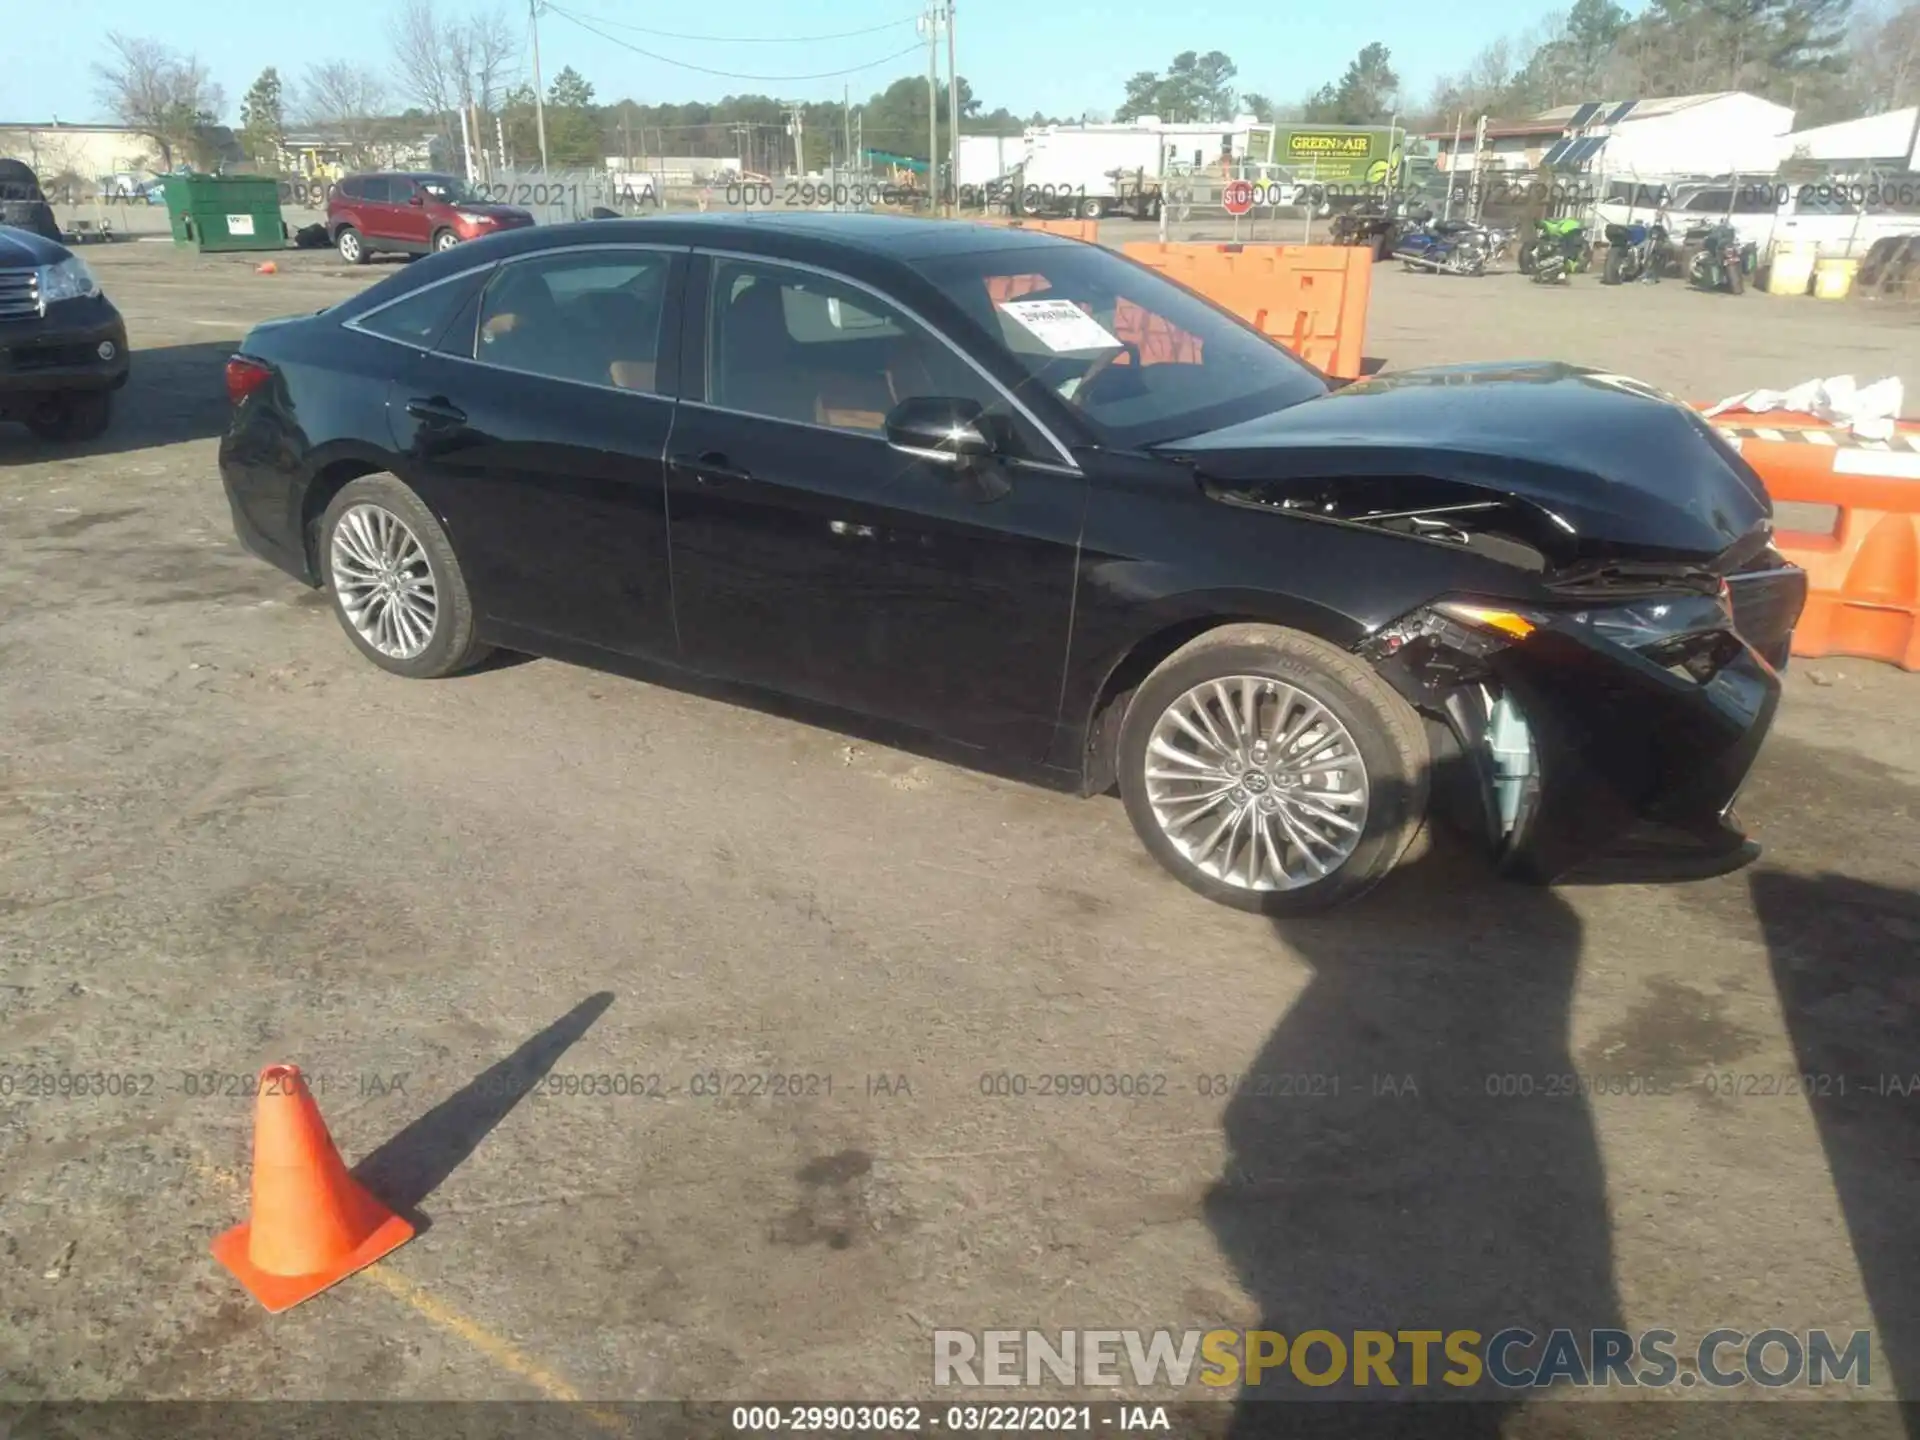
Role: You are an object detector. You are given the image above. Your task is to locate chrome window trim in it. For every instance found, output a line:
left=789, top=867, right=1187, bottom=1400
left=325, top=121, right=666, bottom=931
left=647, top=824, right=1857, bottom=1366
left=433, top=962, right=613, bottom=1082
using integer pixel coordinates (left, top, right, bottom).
left=697, top=246, right=1080, bottom=471
left=674, top=399, right=1080, bottom=476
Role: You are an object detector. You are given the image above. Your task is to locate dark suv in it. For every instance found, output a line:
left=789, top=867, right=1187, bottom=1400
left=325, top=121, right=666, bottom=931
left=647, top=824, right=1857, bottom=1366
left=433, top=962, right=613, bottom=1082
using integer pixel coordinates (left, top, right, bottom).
left=0, top=224, right=129, bottom=441
left=326, top=172, right=534, bottom=263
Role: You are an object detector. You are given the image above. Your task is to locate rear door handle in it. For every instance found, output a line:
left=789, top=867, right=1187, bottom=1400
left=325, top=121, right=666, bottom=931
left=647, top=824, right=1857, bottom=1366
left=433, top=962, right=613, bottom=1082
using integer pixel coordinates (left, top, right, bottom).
left=673, top=451, right=754, bottom=486
left=406, top=396, right=467, bottom=425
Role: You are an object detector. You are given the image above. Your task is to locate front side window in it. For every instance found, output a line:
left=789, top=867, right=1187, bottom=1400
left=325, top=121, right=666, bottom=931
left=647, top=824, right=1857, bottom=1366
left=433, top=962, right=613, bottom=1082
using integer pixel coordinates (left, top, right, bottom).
left=704, top=257, right=1026, bottom=444
left=475, top=249, right=671, bottom=392
left=911, top=242, right=1328, bottom=447
left=418, top=175, right=481, bottom=205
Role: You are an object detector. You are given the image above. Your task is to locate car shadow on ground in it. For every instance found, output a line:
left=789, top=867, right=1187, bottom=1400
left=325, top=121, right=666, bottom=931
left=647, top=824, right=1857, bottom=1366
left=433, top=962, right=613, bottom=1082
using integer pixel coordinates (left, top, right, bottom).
left=1751, top=870, right=1920, bottom=1434
left=1206, top=808, right=1621, bottom=1437
left=0, top=340, right=241, bottom=465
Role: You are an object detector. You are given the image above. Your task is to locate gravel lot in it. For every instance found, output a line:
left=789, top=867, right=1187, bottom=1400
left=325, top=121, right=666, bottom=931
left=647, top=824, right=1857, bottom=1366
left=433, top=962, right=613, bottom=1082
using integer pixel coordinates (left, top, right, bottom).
left=2, top=236, right=1916, bottom=1432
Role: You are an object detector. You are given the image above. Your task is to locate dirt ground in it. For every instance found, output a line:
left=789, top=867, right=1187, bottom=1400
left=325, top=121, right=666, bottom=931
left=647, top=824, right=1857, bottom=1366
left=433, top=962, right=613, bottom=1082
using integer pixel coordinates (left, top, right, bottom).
left=2, top=236, right=1917, bottom=1430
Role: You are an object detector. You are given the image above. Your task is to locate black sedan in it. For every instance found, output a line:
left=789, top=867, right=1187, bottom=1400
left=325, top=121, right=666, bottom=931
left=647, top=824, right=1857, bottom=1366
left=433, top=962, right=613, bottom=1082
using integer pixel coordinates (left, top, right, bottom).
left=219, top=213, right=1805, bottom=913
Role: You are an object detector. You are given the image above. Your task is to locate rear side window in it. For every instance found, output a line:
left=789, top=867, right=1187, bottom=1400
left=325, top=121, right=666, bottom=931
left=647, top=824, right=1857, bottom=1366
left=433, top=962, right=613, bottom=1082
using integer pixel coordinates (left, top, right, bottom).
left=352, top=269, right=490, bottom=349
left=475, top=249, right=673, bottom=392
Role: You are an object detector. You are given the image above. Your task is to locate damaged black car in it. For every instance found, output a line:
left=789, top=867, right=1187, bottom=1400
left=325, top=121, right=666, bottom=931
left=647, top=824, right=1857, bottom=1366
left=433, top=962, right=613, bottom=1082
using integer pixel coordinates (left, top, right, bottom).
left=218, top=215, right=1805, bottom=912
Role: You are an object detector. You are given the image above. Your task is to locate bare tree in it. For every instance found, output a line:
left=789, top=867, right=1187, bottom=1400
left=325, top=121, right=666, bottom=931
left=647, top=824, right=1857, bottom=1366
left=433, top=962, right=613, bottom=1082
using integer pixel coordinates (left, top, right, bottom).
left=1853, top=0, right=1920, bottom=109
left=389, top=0, right=463, bottom=129
left=389, top=0, right=519, bottom=141
left=92, top=32, right=226, bottom=171
left=466, top=7, right=521, bottom=115
left=300, top=61, right=390, bottom=164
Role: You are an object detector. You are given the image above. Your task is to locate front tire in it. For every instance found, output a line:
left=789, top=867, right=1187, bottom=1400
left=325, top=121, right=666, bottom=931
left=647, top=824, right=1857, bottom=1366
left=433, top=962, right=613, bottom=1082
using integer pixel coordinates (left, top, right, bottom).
left=26, top=391, right=112, bottom=441
left=337, top=226, right=367, bottom=264
left=433, top=228, right=459, bottom=253
left=319, top=474, right=490, bottom=679
left=1078, top=196, right=1103, bottom=221
left=1117, top=624, right=1429, bottom=915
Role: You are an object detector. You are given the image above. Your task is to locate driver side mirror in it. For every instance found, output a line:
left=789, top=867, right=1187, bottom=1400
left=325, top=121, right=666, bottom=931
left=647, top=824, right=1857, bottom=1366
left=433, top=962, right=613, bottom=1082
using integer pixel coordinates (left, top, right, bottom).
left=884, top=396, right=1004, bottom=466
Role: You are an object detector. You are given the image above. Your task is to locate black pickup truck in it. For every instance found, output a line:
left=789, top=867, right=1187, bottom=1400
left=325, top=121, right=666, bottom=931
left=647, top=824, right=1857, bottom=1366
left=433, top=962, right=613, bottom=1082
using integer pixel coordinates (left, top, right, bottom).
left=0, top=223, right=129, bottom=440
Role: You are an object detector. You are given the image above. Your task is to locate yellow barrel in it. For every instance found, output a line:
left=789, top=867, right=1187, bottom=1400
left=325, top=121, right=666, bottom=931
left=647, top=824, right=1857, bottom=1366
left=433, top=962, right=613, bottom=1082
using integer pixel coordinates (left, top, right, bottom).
left=1812, top=257, right=1858, bottom=300
left=1766, top=241, right=1816, bottom=296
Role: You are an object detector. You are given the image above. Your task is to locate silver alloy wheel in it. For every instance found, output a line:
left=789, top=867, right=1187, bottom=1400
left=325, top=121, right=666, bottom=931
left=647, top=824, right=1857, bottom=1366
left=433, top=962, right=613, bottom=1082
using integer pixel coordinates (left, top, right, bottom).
left=435, top=231, right=459, bottom=251
left=338, top=230, right=360, bottom=261
left=1142, top=675, right=1370, bottom=891
left=329, top=503, right=438, bottom=660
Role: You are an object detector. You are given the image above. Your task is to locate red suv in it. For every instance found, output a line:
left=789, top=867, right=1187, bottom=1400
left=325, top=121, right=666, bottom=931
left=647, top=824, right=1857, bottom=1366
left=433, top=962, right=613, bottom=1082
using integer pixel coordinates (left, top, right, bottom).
left=326, top=172, right=535, bottom=263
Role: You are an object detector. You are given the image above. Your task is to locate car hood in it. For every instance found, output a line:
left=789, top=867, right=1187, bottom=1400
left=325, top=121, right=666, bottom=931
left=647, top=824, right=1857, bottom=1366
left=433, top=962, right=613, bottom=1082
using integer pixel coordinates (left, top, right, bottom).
left=0, top=223, right=68, bottom=267
left=455, top=204, right=534, bottom=222
left=1158, top=361, right=1772, bottom=569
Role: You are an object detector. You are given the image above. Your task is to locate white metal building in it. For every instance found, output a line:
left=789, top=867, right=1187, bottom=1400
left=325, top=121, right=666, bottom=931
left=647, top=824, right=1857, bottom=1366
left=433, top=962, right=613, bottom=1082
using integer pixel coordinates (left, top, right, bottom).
left=1784, top=107, right=1920, bottom=170
left=1435, top=92, right=1797, bottom=180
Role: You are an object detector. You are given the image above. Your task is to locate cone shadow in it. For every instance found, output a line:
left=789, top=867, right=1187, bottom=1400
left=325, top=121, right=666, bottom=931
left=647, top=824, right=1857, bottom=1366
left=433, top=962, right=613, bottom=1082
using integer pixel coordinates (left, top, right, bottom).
left=353, top=991, right=616, bottom=1221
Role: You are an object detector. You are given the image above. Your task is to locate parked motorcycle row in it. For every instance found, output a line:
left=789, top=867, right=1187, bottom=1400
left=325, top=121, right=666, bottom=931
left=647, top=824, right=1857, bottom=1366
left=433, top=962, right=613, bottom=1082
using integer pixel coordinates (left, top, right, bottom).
left=1331, top=199, right=1763, bottom=295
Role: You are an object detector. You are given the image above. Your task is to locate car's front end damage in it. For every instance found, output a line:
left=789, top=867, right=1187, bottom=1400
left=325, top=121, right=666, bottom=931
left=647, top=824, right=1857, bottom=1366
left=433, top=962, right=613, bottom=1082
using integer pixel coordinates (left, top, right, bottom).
left=1168, top=360, right=1808, bottom=884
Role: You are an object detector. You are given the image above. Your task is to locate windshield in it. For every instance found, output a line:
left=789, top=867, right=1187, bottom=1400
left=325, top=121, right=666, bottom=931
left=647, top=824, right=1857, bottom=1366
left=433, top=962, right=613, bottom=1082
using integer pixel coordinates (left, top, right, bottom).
left=418, top=176, right=481, bottom=205
left=910, top=243, right=1328, bottom=448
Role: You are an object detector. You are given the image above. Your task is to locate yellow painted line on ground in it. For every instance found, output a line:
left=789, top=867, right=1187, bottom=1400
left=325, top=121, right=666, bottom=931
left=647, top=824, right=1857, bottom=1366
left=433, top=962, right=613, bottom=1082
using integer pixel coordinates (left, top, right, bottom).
left=187, top=1150, right=621, bottom=1427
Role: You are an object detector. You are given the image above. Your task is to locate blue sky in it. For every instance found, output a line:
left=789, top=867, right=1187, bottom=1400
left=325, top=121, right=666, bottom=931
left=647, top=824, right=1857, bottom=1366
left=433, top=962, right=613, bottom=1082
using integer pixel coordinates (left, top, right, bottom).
left=18, top=0, right=1530, bottom=124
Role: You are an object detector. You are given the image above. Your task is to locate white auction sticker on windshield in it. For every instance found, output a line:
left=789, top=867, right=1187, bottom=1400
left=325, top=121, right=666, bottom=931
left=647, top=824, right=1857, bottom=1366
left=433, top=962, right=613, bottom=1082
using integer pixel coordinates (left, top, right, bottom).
left=997, top=299, right=1123, bottom=352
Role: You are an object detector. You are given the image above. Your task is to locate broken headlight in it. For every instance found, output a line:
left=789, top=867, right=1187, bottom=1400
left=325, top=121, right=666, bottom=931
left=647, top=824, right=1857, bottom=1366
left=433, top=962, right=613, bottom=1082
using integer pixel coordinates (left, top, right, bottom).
left=1370, top=589, right=1739, bottom=678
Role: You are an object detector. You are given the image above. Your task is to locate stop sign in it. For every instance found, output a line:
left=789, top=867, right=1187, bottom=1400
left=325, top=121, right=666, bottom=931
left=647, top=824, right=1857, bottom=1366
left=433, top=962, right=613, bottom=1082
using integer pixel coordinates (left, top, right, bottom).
left=1222, top=178, right=1255, bottom=215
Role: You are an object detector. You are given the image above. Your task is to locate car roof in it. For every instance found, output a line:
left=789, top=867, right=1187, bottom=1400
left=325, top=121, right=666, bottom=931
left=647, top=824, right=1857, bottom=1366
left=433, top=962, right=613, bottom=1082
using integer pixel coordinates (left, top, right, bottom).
left=542, top=210, right=1077, bottom=261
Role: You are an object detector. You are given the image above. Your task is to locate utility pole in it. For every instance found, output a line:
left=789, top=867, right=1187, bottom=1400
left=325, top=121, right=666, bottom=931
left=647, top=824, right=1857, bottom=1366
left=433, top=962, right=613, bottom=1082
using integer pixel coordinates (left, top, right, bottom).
left=529, top=0, right=550, bottom=172
left=923, top=5, right=939, bottom=211
left=945, top=1, right=959, bottom=214
left=843, top=83, right=852, bottom=174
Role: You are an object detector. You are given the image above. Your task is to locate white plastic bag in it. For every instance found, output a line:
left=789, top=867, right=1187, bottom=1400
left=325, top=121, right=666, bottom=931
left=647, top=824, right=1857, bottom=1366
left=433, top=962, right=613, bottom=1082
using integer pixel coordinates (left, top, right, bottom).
left=1703, top=374, right=1905, bottom=442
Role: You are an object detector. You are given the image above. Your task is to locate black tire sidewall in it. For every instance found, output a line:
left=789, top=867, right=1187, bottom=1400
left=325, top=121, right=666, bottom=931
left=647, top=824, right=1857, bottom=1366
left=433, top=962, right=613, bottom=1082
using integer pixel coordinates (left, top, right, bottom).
left=1117, top=633, right=1427, bottom=915
left=319, top=475, right=481, bottom=678
left=338, top=227, right=366, bottom=263
left=27, top=391, right=110, bottom=440
left=434, top=229, right=457, bottom=251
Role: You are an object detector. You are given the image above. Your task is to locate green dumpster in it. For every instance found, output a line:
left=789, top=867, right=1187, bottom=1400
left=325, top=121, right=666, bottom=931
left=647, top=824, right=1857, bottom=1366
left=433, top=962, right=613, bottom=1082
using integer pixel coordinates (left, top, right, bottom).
left=161, top=174, right=287, bottom=252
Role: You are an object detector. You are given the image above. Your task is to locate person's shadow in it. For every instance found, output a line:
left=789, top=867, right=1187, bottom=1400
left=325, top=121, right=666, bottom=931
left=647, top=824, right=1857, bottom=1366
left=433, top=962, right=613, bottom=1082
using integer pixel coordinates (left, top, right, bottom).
left=1206, top=802, right=1621, bottom=1437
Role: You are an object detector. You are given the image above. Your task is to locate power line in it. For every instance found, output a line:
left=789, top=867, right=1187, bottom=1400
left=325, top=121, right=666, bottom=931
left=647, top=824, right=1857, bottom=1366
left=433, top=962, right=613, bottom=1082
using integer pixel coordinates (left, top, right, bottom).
left=545, top=7, right=918, bottom=43
left=544, top=5, right=926, bottom=80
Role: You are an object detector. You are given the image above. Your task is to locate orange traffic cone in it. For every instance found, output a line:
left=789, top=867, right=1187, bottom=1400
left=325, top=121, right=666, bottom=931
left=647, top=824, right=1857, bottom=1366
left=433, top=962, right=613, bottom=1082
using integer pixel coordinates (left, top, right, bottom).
left=210, top=1063, right=414, bottom=1312
left=255, top=261, right=278, bottom=274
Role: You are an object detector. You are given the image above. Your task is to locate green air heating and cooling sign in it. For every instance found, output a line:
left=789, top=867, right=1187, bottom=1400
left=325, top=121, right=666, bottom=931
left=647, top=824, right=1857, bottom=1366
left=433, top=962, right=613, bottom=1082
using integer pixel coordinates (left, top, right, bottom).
left=1259, top=128, right=1400, bottom=184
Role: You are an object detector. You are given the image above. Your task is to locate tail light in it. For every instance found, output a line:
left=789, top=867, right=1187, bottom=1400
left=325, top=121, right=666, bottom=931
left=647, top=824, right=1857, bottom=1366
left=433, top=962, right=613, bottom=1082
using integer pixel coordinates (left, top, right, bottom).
left=226, top=355, right=273, bottom=405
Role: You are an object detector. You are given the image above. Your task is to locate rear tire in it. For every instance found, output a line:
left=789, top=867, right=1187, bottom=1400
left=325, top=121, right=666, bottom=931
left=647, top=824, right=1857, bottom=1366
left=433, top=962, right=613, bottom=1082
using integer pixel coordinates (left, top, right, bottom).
left=319, top=474, right=491, bottom=679
left=25, top=391, right=111, bottom=441
left=1603, top=246, right=1627, bottom=285
left=1729, top=263, right=1745, bottom=295
left=1117, top=624, right=1430, bottom=915
left=337, top=226, right=367, bottom=264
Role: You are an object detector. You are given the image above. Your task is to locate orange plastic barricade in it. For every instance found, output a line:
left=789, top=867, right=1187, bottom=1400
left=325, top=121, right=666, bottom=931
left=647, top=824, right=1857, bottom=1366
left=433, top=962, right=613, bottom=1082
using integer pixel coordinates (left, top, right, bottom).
left=1706, top=410, right=1920, bottom=670
left=1119, top=243, right=1371, bottom=380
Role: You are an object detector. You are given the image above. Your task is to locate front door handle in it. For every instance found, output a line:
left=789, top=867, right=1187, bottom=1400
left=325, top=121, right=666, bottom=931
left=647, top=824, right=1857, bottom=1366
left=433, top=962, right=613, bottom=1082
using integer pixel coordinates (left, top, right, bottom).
left=673, top=451, right=754, bottom=486
left=406, top=396, right=467, bottom=426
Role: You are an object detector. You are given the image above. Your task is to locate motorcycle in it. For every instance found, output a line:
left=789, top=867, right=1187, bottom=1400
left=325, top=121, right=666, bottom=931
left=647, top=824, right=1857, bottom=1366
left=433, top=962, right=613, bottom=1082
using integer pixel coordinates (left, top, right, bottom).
left=1393, top=216, right=1492, bottom=276
left=1329, top=199, right=1400, bottom=260
left=1687, top=221, right=1758, bottom=295
left=1602, top=218, right=1676, bottom=284
left=1524, top=217, right=1594, bottom=284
